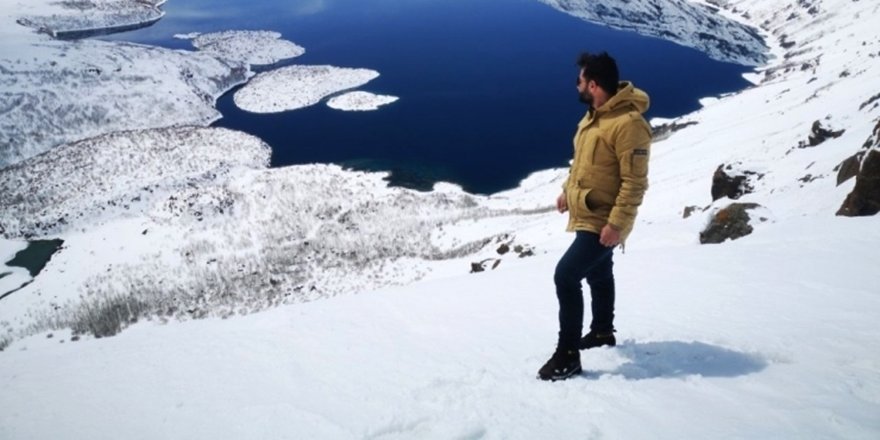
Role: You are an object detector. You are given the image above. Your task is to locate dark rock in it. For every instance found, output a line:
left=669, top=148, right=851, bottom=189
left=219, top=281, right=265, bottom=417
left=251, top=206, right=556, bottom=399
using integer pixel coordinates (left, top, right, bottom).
left=700, top=203, right=762, bottom=244
left=712, top=164, right=762, bottom=201
left=836, top=153, right=864, bottom=185
left=805, top=120, right=845, bottom=147
left=859, top=93, right=880, bottom=111
left=682, top=206, right=700, bottom=219
left=837, top=150, right=880, bottom=216
left=651, top=120, right=698, bottom=142
left=497, top=244, right=510, bottom=255
left=470, top=262, right=485, bottom=273
left=798, top=174, right=820, bottom=184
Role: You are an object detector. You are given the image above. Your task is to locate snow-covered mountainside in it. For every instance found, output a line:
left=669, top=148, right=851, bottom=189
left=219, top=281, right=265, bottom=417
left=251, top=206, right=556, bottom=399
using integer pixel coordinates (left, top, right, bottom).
left=15, top=0, right=166, bottom=39
left=539, top=0, right=769, bottom=65
left=0, top=0, right=878, bottom=438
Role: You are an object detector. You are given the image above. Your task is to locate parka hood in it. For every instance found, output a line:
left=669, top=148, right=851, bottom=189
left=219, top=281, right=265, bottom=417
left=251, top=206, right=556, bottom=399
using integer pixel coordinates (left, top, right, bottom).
left=598, top=81, right=650, bottom=115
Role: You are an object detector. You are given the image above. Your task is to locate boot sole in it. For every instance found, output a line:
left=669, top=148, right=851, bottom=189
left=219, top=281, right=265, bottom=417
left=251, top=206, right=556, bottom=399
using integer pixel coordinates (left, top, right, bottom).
left=537, top=366, right=583, bottom=381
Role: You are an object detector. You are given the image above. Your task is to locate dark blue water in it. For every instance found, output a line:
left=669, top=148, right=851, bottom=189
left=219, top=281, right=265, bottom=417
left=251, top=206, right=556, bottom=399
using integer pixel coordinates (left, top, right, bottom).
left=104, top=0, right=753, bottom=194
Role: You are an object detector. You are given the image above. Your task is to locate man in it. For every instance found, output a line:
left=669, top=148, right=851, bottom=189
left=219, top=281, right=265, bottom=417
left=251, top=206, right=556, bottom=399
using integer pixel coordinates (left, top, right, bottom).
left=538, top=52, right=652, bottom=381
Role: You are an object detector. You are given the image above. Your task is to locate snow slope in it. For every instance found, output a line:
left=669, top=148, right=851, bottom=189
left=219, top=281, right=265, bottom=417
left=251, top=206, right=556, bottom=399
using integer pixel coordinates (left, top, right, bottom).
left=538, top=0, right=769, bottom=65
left=1, top=0, right=879, bottom=438
left=1, top=218, right=877, bottom=439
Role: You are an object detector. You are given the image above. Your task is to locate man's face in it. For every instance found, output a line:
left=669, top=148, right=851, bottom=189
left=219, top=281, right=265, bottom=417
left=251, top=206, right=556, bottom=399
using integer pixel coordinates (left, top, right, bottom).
left=577, top=69, right=593, bottom=106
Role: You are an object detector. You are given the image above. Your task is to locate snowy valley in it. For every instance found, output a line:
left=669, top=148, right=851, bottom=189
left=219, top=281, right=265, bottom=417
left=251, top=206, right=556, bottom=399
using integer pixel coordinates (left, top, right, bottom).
left=1, top=0, right=879, bottom=438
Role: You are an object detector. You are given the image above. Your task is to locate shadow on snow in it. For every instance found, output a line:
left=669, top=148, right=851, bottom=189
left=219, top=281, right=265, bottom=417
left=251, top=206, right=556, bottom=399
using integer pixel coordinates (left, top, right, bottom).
left=582, top=340, right=769, bottom=380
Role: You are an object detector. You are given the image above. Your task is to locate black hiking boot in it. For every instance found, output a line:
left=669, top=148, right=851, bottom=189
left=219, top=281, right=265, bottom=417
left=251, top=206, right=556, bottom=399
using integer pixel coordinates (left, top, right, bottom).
left=537, top=348, right=582, bottom=381
left=579, top=330, right=616, bottom=350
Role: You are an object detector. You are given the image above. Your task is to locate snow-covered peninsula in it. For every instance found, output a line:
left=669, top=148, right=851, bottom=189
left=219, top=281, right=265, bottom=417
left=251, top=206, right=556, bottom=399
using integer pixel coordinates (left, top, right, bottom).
left=1, top=0, right=879, bottom=438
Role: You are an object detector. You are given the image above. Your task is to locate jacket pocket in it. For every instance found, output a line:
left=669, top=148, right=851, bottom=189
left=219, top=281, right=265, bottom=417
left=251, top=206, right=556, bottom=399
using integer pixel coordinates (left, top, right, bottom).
left=631, top=148, right=649, bottom=177
left=569, top=188, right=592, bottom=219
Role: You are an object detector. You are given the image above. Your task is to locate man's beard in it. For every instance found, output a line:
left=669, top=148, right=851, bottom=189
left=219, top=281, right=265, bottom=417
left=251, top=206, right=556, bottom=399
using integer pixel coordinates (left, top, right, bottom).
left=578, top=89, right=593, bottom=106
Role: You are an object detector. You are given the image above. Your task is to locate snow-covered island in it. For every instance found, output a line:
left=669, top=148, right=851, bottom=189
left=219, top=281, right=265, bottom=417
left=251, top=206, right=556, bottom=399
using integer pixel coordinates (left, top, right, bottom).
left=1, top=0, right=879, bottom=438
left=183, top=30, right=306, bottom=66
left=233, top=65, right=382, bottom=113
left=327, top=91, right=400, bottom=111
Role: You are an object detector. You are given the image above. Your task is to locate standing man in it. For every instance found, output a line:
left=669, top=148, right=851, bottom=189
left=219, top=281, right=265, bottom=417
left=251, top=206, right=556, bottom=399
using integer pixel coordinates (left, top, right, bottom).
left=538, top=52, right=652, bottom=381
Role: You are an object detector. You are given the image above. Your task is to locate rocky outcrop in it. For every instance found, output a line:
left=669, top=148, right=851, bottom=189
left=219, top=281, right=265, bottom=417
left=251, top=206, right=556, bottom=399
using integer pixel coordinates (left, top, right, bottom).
left=837, top=150, right=880, bottom=217
left=711, top=164, right=763, bottom=201
left=652, top=120, right=698, bottom=143
left=836, top=119, right=880, bottom=216
left=836, top=153, right=864, bottom=185
left=700, top=203, right=763, bottom=244
left=797, top=120, right=845, bottom=149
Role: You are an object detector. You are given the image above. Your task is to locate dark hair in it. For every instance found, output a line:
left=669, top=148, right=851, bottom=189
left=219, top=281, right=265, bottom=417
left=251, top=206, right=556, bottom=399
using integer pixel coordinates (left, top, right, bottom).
left=576, top=52, right=619, bottom=96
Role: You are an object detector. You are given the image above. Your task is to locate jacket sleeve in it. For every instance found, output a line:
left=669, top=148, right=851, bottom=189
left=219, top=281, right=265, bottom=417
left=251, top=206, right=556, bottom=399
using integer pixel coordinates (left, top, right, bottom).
left=608, top=116, right=652, bottom=231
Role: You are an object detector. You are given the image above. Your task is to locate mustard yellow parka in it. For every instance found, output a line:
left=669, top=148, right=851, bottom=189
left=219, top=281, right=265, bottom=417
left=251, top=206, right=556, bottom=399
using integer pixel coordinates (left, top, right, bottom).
left=563, top=81, right=652, bottom=243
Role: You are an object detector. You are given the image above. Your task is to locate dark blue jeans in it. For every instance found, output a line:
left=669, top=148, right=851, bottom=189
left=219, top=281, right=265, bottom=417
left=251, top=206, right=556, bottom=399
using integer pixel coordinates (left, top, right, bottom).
left=554, top=231, right=615, bottom=350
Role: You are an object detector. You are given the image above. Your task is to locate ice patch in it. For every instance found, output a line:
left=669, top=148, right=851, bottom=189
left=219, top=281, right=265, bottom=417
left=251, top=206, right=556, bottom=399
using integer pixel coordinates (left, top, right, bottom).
left=234, top=65, right=380, bottom=113
left=191, top=30, right=305, bottom=66
left=327, top=91, right=399, bottom=111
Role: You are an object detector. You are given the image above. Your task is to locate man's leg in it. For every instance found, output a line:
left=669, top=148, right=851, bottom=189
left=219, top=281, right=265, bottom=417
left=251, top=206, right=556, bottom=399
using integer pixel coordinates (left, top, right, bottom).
left=586, top=252, right=615, bottom=333
left=553, top=231, right=615, bottom=349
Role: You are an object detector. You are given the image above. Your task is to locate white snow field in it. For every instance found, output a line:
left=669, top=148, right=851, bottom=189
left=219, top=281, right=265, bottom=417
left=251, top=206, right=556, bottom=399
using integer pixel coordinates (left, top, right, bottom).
left=1, top=0, right=879, bottom=438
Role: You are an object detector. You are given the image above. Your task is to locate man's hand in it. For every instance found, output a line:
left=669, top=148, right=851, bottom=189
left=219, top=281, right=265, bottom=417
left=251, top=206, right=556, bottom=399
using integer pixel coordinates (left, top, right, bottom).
left=556, top=192, right=568, bottom=213
left=599, top=224, right=620, bottom=247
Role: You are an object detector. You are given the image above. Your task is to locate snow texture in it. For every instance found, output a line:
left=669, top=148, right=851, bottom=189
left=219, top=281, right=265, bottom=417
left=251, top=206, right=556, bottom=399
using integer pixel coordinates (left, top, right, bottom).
left=539, top=0, right=769, bottom=66
left=0, top=0, right=251, bottom=168
left=189, top=30, right=306, bottom=66
left=327, top=91, right=399, bottom=111
left=1, top=0, right=880, bottom=438
left=234, top=65, right=381, bottom=113
left=15, top=0, right=166, bottom=39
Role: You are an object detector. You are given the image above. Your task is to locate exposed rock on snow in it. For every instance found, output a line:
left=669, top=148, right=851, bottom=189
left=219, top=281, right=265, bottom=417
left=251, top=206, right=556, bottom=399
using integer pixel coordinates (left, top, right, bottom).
left=835, top=153, right=863, bottom=186
left=798, top=119, right=845, bottom=149
left=651, top=119, right=698, bottom=142
left=538, top=0, right=768, bottom=65
left=699, top=202, right=765, bottom=244
left=189, top=30, right=306, bottom=66
left=326, top=91, right=399, bottom=111
left=837, top=150, right=880, bottom=217
left=711, top=163, right=764, bottom=201
left=234, top=65, right=381, bottom=113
